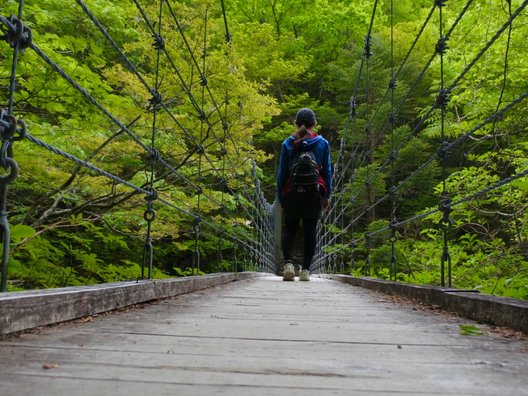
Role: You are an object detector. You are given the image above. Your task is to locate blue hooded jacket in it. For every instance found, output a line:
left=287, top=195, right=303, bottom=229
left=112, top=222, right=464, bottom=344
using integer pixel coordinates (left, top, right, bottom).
left=277, top=133, right=332, bottom=204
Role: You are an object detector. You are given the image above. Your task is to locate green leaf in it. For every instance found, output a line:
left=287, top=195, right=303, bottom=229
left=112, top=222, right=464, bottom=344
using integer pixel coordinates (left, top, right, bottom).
left=7, top=258, right=23, bottom=273
left=459, top=325, right=484, bottom=336
left=10, top=225, right=36, bottom=243
left=512, top=179, right=528, bottom=192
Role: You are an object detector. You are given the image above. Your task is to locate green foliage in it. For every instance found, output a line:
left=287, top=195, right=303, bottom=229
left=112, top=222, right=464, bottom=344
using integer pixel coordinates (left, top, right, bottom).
left=173, top=267, right=206, bottom=277
left=1, top=0, right=527, bottom=302
left=325, top=0, right=528, bottom=300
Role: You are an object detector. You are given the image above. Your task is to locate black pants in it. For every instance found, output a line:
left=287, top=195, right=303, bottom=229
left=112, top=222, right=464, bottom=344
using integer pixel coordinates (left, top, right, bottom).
left=282, top=187, right=321, bottom=270
left=282, top=217, right=318, bottom=270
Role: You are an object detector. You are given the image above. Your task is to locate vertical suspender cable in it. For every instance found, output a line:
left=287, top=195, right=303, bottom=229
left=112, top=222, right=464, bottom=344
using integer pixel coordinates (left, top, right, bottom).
left=348, top=97, right=357, bottom=275
left=320, top=0, right=377, bottom=274
left=251, top=162, right=258, bottom=271
left=194, top=8, right=209, bottom=275
left=338, top=149, right=344, bottom=273
left=0, top=0, right=28, bottom=291
left=220, top=1, right=239, bottom=272
left=7, top=2, right=24, bottom=114
left=492, top=0, right=512, bottom=143
left=389, top=0, right=398, bottom=281
left=218, top=17, right=227, bottom=272
left=142, top=0, right=164, bottom=279
left=436, top=0, right=452, bottom=287
left=364, top=29, right=373, bottom=276
left=220, top=0, right=232, bottom=44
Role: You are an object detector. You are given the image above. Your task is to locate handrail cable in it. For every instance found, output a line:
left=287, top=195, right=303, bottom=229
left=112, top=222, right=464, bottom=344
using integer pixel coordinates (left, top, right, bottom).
left=314, top=0, right=528, bottom=272
left=321, top=0, right=527, bottom=244
left=0, top=1, right=276, bottom=286
left=164, top=0, right=241, bottom=158
left=318, top=90, right=528, bottom=254
left=25, top=25, right=244, bottom=224
left=316, top=0, right=379, bottom=268
left=76, top=0, right=244, bottom=200
left=328, top=0, right=474, bottom=220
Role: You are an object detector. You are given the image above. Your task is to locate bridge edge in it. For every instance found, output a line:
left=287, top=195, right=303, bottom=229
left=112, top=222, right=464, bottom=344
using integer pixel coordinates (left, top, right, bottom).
left=0, top=272, right=273, bottom=336
left=323, top=274, right=528, bottom=334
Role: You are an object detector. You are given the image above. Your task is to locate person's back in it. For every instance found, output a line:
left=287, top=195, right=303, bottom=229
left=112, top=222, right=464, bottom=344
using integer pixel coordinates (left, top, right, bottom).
left=277, top=108, right=332, bottom=281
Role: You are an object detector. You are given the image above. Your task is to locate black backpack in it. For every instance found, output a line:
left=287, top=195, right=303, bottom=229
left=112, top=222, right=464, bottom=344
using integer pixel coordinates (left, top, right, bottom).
left=290, top=150, right=319, bottom=188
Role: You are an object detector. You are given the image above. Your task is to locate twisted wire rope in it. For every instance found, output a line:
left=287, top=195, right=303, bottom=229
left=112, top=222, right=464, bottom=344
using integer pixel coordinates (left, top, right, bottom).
left=314, top=0, right=528, bottom=272
left=0, top=1, right=275, bottom=279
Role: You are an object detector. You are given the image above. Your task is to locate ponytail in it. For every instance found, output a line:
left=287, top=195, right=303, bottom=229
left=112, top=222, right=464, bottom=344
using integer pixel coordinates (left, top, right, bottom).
left=292, top=125, right=308, bottom=151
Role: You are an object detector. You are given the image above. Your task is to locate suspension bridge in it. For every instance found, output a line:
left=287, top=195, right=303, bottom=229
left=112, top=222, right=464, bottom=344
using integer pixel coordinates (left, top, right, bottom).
left=1, top=0, right=528, bottom=394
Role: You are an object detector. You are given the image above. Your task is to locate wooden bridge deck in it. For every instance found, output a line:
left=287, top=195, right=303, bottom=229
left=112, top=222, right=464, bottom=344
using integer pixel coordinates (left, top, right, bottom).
left=1, top=276, right=527, bottom=395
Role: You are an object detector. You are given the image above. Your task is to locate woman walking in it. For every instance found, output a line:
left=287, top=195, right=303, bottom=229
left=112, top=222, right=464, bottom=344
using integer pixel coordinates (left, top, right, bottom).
left=277, top=108, right=332, bottom=281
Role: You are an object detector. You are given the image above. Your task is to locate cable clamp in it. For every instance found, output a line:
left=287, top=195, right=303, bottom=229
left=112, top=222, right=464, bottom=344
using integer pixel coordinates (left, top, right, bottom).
left=435, top=0, right=447, bottom=7
left=150, top=90, right=163, bottom=106
left=388, top=77, right=397, bottom=90
left=143, top=188, right=157, bottom=222
left=389, top=111, right=397, bottom=125
left=389, top=219, right=398, bottom=242
left=436, top=141, right=450, bottom=162
left=363, top=34, right=372, bottom=58
left=2, top=15, right=32, bottom=50
left=435, top=36, right=449, bottom=55
left=148, top=147, right=160, bottom=161
left=195, top=144, right=205, bottom=155
left=145, top=188, right=158, bottom=202
left=0, top=109, right=17, bottom=170
left=152, top=33, right=165, bottom=50
left=438, top=194, right=452, bottom=228
left=349, top=96, right=357, bottom=119
left=435, top=88, right=450, bottom=109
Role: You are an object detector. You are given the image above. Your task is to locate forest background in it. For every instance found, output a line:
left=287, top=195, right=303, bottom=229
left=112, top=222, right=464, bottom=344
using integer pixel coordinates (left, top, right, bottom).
left=0, top=0, right=527, bottom=299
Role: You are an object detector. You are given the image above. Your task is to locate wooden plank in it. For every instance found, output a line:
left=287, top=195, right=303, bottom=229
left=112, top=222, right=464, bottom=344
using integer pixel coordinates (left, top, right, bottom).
left=0, top=272, right=271, bottom=335
left=0, top=276, right=527, bottom=395
left=325, top=274, right=528, bottom=332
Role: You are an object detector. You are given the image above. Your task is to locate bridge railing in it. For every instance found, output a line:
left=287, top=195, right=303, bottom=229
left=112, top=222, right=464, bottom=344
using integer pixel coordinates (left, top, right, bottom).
left=0, top=1, right=276, bottom=292
left=313, top=0, right=528, bottom=294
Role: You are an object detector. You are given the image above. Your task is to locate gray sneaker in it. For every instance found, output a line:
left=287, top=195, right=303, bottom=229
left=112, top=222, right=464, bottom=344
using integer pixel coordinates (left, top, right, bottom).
left=282, top=262, right=295, bottom=281
left=299, top=269, right=310, bottom=281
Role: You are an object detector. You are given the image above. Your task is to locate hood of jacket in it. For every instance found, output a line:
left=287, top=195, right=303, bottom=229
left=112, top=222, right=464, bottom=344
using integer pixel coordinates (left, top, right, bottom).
left=284, top=134, right=323, bottom=152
